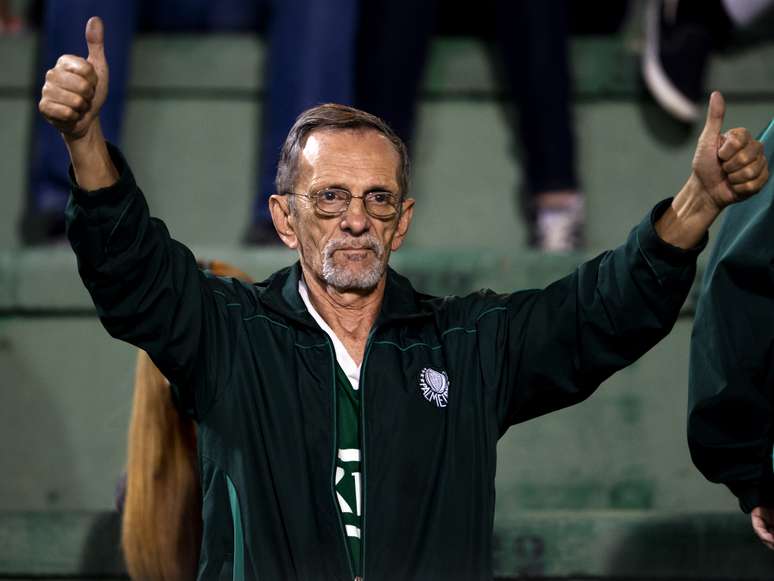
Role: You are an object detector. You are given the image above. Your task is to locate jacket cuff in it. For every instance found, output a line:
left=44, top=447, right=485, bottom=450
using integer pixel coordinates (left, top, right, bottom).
left=69, top=142, right=137, bottom=210
left=727, top=480, right=774, bottom=513
left=636, top=198, right=709, bottom=264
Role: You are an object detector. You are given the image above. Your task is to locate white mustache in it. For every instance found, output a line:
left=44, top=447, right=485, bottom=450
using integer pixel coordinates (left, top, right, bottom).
left=323, top=236, right=384, bottom=260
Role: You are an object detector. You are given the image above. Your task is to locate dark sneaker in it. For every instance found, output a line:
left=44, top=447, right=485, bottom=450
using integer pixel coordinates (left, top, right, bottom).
left=243, top=220, right=282, bottom=246
left=642, top=0, right=717, bottom=122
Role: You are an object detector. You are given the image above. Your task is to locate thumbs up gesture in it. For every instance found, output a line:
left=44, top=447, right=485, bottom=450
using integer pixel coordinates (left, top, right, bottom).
left=39, top=17, right=109, bottom=141
left=691, top=91, right=769, bottom=210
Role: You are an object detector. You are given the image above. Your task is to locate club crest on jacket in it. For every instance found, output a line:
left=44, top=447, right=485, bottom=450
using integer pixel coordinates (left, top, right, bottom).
left=419, top=367, right=449, bottom=408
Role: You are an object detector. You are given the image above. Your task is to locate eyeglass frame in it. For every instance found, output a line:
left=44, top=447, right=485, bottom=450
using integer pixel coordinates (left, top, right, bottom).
left=281, top=187, right=405, bottom=220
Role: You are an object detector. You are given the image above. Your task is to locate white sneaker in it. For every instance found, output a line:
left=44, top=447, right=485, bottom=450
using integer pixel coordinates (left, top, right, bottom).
left=534, top=196, right=585, bottom=252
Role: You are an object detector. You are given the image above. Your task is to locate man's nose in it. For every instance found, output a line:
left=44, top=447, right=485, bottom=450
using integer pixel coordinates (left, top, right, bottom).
left=340, top=196, right=370, bottom=233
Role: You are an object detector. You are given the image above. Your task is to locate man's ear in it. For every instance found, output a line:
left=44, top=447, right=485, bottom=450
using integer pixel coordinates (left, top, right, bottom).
left=269, top=194, right=298, bottom=249
left=390, top=197, right=415, bottom=252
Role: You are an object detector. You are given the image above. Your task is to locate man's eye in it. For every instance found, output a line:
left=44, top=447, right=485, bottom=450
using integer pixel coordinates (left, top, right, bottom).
left=319, top=190, right=341, bottom=202
left=368, top=192, right=393, bottom=204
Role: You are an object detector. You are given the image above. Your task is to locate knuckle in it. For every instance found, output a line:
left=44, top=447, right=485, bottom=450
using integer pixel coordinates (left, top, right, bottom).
left=734, top=182, right=750, bottom=195
left=56, top=54, right=75, bottom=68
left=735, top=153, right=751, bottom=166
left=77, top=78, right=91, bottom=94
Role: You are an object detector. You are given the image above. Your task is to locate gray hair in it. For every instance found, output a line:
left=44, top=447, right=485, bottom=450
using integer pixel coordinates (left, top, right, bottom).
left=275, top=103, right=410, bottom=205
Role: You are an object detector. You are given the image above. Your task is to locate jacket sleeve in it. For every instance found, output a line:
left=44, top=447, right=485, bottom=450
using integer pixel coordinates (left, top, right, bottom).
left=65, top=144, right=237, bottom=419
left=491, top=199, right=703, bottom=433
left=688, top=162, right=774, bottom=513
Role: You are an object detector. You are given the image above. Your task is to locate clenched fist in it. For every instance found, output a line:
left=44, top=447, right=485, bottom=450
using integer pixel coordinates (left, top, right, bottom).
left=691, top=91, right=769, bottom=210
left=39, top=16, right=109, bottom=141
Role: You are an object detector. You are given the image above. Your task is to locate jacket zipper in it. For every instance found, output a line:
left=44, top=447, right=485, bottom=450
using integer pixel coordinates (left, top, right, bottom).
left=357, top=329, right=377, bottom=581
left=327, top=339, right=356, bottom=581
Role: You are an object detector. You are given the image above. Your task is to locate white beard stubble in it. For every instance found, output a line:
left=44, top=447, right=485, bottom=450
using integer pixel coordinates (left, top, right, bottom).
left=321, top=235, right=386, bottom=291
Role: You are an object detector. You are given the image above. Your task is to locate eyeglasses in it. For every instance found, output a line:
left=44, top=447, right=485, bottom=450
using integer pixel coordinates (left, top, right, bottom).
left=285, top=188, right=401, bottom=219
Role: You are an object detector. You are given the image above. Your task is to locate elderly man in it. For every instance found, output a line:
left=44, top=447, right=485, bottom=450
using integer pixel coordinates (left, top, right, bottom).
left=42, top=17, right=769, bottom=581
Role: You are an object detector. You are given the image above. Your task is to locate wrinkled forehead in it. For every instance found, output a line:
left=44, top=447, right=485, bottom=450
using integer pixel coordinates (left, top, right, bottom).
left=297, top=128, right=401, bottom=187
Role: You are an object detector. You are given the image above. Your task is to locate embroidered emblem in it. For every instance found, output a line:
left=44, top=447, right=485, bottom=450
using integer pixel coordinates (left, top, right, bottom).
left=419, top=367, right=449, bottom=408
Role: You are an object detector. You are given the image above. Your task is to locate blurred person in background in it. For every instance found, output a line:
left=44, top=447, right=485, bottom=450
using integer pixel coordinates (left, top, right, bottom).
left=121, top=260, right=253, bottom=581
left=356, top=0, right=584, bottom=252
left=688, top=119, right=774, bottom=550
left=643, top=0, right=774, bottom=123
left=122, top=350, right=201, bottom=581
left=20, top=0, right=357, bottom=246
left=0, top=0, right=23, bottom=33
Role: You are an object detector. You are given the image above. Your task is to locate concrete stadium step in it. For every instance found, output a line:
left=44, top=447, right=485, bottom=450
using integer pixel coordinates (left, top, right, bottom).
left=0, top=246, right=706, bottom=312
left=2, top=32, right=774, bottom=250
left=1, top=510, right=772, bottom=579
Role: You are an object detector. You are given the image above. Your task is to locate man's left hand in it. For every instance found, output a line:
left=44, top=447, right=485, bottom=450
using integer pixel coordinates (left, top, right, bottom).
left=655, top=92, right=769, bottom=249
left=692, top=91, right=769, bottom=212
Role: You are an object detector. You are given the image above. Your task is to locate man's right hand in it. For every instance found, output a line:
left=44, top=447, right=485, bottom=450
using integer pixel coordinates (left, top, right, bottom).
left=39, top=16, right=108, bottom=142
left=39, top=16, right=117, bottom=191
left=751, top=506, right=774, bottom=550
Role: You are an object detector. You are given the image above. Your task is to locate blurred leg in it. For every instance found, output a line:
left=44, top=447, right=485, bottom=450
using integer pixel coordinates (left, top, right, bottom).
left=247, top=0, right=359, bottom=241
left=24, top=0, right=136, bottom=244
left=495, top=0, right=582, bottom=251
left=495, top=0, right=577, bottom=197
left=355, top=0, right=438, bottom=147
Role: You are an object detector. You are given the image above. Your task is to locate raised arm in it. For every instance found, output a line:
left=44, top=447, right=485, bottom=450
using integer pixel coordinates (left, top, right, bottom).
left=39, top=17, right=243, bottom=419
left=492, top=93, right=769, bottom=430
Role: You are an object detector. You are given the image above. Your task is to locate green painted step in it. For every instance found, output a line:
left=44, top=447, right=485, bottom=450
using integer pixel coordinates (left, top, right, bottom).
left=0, top=246, right=704, bottom=313
left=1, top=510, right=772, bottom=579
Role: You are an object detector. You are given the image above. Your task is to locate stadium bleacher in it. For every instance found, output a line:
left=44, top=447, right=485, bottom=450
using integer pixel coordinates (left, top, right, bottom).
left=2, top=3, right=774, bottom=577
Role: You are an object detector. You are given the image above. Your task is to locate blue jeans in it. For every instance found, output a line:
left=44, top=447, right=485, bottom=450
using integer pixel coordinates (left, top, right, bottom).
left=25, top=0, right=357, bottom=237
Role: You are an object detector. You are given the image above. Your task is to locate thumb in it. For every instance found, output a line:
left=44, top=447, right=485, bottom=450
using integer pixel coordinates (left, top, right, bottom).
left=85, top=16, right=105, bottom=66
left=700, top=91, right=726, bottom=141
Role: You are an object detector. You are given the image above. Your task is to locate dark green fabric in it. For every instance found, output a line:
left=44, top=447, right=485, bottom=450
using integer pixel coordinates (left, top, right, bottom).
left=688, top=119, right=774, bottom=514
left=66, top=144, right=704, bottom=580
left=334, top=363, right=362, bottom=577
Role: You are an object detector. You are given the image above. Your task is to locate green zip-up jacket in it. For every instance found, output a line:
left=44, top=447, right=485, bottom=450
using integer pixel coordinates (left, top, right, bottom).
left=688, top=119, right=774, bottom=513
left=66, top=145, right=703, bottom=580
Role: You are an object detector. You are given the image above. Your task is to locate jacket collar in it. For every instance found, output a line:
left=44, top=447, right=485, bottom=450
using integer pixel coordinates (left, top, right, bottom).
left=258, top=261, right=434, bottom=328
